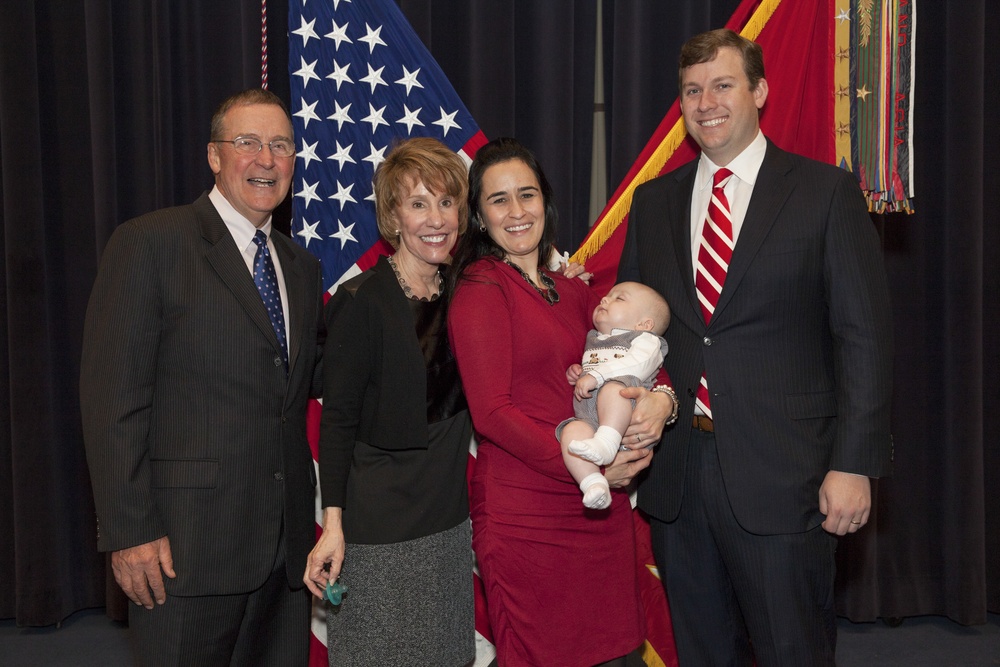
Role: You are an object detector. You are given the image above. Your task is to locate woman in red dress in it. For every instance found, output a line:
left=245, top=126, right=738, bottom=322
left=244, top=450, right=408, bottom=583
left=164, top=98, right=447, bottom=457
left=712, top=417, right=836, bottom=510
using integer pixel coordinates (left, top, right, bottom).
left=448, top=138, right=675, bottom=666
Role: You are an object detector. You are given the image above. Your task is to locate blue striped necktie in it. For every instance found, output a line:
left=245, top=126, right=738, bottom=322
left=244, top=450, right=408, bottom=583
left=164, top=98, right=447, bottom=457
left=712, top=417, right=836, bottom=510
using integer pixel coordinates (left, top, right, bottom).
left=251, top=230, right=289, bottom=369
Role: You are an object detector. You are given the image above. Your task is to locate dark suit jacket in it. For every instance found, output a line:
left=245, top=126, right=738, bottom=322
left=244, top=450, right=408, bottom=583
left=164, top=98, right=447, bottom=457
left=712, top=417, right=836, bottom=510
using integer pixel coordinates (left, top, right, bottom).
left=81, top=193, right=324, bottom=595
left=619, top=140, right=893, bottom=535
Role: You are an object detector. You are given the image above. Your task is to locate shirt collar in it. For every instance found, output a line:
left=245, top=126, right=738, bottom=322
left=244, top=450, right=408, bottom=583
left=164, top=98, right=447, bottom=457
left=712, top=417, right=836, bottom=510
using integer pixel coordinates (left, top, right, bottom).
left=209, top=185, right=273, bottom=252
left=696, top=130, right=767, bottom=192
left=594, top=328, right=634, bottom=339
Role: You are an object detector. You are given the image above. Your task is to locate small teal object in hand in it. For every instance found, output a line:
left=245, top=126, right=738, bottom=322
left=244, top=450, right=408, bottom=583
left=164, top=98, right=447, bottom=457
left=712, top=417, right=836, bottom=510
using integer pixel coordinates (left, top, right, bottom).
left=324, top=580, right=349, bottom=606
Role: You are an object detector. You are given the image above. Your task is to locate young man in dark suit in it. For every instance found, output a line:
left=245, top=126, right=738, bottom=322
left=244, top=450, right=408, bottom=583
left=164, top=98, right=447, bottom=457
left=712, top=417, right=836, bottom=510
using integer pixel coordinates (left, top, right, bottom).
left=619, top=29, right=893, bottom=665
left=81, top=88, right=323, bottom=665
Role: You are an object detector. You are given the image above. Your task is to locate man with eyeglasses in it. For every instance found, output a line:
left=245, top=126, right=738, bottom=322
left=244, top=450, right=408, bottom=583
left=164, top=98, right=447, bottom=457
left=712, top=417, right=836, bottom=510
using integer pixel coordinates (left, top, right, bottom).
left=81, top=88, right=323, bottom=665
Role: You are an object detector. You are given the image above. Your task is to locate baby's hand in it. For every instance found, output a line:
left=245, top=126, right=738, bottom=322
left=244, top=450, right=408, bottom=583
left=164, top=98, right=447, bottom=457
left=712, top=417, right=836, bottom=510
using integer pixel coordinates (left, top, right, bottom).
left=565, top=364, right=583, bottom=385
left=574, top=374, right=598, bottom=400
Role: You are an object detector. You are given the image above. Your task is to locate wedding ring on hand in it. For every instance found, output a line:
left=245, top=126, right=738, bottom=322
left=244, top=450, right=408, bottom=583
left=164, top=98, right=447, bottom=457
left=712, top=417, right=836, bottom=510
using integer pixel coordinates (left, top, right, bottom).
left=850, top=520, right=862, bottom=525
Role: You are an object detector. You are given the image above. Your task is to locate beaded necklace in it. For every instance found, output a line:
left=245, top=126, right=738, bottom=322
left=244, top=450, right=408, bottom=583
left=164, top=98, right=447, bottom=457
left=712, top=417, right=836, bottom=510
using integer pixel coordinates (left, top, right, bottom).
left=386, top=255, right=441, bottom=302
left=503, top=258, right=560, bottom=305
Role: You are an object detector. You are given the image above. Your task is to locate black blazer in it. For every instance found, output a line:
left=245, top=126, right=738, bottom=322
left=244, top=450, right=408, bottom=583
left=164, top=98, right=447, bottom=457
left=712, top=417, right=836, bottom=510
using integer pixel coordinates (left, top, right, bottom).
left=619, top=141, right=893, bottom=535
left=81, top=193, right=324, bottom=595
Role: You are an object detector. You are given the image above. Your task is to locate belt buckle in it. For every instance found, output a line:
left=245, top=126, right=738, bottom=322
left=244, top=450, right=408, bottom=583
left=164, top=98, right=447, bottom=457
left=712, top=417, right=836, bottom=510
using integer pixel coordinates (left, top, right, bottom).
left=693, top=415, right=714, bottom=432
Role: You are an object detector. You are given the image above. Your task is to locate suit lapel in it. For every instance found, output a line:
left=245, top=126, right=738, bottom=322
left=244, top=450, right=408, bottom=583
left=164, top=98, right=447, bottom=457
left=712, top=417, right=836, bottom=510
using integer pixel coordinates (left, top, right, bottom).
left=195, top=195, right=287, bottom=363
left=271, top=233, right=308, bottom=374
left=711, top=142, right=794, bottom=324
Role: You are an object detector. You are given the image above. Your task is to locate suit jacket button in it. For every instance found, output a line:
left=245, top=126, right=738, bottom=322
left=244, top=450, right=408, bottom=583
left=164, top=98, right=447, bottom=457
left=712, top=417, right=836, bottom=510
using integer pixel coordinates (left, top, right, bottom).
left=703, top=336, right=713, bottom=346
left=273, top=471, right=284, bottom=481
left=273, top=356, right=282, bottom=367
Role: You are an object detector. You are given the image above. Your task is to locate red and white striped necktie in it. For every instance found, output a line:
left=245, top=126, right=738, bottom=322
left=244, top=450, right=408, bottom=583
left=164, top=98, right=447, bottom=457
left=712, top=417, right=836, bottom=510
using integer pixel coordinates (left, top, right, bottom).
left=694, top=167, right=734, bottom=418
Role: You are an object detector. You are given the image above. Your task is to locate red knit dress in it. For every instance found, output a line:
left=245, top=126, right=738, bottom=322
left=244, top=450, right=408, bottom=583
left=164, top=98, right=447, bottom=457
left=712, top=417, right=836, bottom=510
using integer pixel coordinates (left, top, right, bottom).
left=449, top=258, right=645, bottom=666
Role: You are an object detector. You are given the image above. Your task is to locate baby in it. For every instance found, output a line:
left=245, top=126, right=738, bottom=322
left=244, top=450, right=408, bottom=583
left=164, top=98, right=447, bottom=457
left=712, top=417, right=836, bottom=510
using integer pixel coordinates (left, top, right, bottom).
left=557, top=282, right=670, bottom=509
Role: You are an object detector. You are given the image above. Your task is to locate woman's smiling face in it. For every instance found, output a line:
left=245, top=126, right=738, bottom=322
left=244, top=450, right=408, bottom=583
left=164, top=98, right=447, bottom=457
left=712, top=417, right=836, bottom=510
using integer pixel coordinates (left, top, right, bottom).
left=478, top=159, right=546, bottom=269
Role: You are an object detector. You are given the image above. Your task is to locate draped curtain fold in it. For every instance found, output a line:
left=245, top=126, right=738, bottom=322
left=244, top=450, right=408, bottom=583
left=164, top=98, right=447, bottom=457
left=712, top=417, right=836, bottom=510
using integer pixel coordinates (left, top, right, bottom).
left=1, top=0, right=995, bottom=631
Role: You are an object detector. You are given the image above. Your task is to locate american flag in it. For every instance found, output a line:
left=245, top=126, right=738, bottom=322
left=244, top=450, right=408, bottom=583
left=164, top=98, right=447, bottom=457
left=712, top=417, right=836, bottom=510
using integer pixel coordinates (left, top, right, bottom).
left=288, top=0, right=487, bottom=293
left=286, top=1, right=491, bottom=665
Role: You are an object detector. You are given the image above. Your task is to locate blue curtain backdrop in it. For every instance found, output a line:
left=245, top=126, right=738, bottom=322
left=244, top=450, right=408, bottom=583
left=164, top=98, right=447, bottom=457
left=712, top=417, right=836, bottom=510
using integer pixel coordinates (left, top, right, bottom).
left=1, top=0, right=995, bottom=629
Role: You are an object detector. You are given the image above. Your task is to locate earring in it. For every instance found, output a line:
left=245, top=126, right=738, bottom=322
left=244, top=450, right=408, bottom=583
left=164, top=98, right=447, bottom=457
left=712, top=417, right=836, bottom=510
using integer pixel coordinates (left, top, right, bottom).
left=395, top=228, right=401, bottom=237
left=478, top=218, right=486, bottom=232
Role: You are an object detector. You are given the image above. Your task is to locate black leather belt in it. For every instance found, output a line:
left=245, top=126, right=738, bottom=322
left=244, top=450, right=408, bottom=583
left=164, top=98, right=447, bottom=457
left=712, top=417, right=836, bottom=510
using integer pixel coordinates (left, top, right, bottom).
left=692, top=415, right=715, bottom=432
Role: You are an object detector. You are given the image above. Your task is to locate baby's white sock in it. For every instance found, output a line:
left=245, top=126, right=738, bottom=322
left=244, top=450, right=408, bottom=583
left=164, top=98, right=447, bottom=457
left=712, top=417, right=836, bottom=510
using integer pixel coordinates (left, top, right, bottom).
left=579, top=472, right=611, bottom=510
left=568, top=425, right=622, bottom=465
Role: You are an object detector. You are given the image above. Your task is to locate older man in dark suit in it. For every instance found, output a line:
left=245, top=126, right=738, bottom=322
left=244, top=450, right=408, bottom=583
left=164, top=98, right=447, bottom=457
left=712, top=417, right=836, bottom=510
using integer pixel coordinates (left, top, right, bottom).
left=81, top=88, right=323, bottom=665
left=619, top=30, right=893, bottom=665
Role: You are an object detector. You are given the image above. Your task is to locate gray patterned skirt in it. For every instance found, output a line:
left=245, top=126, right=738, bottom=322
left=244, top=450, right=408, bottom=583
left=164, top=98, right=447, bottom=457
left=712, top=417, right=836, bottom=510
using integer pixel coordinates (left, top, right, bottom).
left=326, top=520, right=474, bottom=666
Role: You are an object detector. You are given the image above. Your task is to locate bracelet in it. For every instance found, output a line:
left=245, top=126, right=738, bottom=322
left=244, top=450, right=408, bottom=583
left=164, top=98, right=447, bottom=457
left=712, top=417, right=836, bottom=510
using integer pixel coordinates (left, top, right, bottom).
left=651, top=385, right=679, bottom=426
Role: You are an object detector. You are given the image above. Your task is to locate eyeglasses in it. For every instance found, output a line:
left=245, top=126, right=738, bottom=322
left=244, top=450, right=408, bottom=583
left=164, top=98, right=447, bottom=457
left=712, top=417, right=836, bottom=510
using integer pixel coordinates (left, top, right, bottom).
left=213, top=136, right=295, bottom=158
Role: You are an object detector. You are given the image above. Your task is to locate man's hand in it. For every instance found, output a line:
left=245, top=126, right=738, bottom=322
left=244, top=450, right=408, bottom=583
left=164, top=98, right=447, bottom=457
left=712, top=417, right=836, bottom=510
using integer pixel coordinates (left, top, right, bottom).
left=111, top=536, right=175, bottom=609
left=619, top=386, right=673, bottom=449
left=604, top=445, right=653, bottom=488
left=819, top=470, right=871, bottom=535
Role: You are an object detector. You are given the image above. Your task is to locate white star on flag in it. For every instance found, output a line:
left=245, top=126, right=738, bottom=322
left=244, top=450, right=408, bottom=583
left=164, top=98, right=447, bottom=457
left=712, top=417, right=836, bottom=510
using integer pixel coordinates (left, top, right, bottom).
left=396, top=105, right=424, bottom=134
left=395, top=66, right=423, bottom=95
left=327, top=141, right=356, bottom=170
left=293, top=57, right=320, bottom=88
left=330, top=221, right=358, bottom=248
left=328, top=181, right=358, bottom=210
left=325, top=20, right=352, bottom=50
left=363, top=142, right=387, bottom=170
left=292, top=98, right=320, bottom=128
left=359, top=63, right=387, bottom=94
left=326, top=60, right=353, bottom=90
left=433, top=107, right=462, bottom=137
left=327, top=101, right=355, bottom=130
left=358, top=23, right=386, bottom=53
left=297, top=139, right=321, bottom=169
left=291, top=16, right=319, bottom=46
left=293, top=179, right=321, bottom=209
left=361, top=103, right=389, bottom=133
left=296, top=219, right=323, bottom=247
